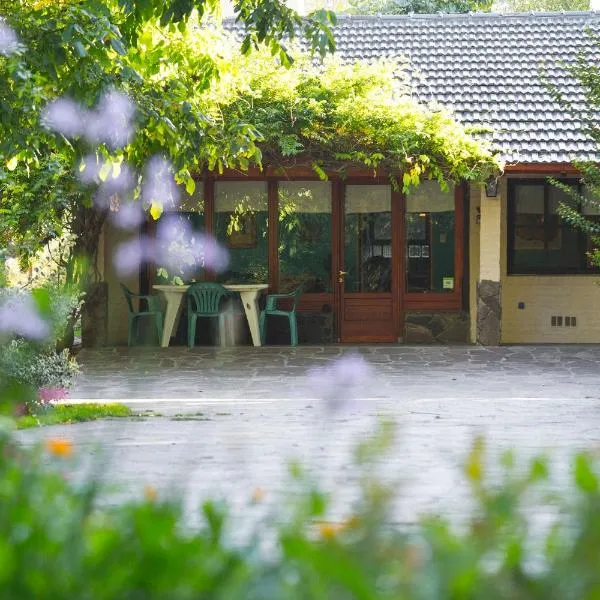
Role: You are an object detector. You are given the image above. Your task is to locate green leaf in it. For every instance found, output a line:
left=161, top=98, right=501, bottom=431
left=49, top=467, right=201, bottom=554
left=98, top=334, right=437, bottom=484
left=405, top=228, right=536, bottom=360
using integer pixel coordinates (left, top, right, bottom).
left=185, top=177, right=196, bottom=196
left=574, top=453, right=598, bottom=494
left=6, top=157, right=18, bottom=171
left=110, top=38, right=127, bottom=56
left=73, top=41, right=88, bottom=57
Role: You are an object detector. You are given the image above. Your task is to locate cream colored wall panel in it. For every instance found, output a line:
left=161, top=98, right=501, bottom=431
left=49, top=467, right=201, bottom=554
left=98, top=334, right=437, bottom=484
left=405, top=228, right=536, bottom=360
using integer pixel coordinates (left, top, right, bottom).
left=102, top=222, right=140, bottom=345
left=502, top=276, right=600, bottom=343
left=469, top=184, right=481, bottom=343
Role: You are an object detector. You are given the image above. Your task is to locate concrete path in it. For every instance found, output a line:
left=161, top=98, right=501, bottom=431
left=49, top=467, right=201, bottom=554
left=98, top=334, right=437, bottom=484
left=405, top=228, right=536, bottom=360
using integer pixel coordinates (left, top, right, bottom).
left=16, top=345, right=600, bottom=528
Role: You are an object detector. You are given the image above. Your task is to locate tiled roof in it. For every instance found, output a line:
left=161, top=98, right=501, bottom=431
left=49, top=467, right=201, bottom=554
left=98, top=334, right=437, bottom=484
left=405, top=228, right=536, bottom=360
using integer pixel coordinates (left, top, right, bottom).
left=226, top=12, right=600, bottom=164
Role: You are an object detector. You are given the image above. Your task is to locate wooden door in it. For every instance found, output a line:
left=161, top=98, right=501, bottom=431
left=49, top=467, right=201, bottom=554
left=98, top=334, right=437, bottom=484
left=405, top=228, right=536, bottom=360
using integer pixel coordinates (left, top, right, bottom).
left=338, top=183, right=400, bottom=343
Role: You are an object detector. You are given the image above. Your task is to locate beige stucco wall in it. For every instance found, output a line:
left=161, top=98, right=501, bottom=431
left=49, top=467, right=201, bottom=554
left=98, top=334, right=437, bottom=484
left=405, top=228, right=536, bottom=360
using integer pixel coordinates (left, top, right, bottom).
left=102, top=221, right=140, bottom=346
left=502, top=275, right=600, bottom=343
left=468, top=184, right=481, bottom=343
left=470, top=174, right=600, bottom=344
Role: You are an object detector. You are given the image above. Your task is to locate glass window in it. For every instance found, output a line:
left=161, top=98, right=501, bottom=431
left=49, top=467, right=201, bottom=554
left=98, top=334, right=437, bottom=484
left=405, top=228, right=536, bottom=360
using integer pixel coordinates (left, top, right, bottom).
left=344, top=185, right=392, bottom=293
left=278, top=182, right=332, bottom=293
left=155, top=184, right=205, bottom=284
left=406, top=181, right=455, bottom=292
left=508, top=180, right=593, bottom=274
left=214, top=181, right=268, bottom=283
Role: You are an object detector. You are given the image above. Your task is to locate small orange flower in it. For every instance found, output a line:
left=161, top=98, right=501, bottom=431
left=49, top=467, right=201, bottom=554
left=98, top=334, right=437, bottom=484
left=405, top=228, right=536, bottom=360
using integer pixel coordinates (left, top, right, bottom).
left=144, top=485, right=158, bottom=502
left=45, top=439, right=73, bottom=458
left=317, top=521, right=345, bottom=540
left=251, top=487, right=266, bottom=503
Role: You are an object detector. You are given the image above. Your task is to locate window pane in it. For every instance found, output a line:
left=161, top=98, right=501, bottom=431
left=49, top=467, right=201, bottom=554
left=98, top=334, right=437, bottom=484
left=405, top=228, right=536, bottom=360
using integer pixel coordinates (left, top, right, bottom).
left=512, top=184, right=546, bottom=271
left=278, top=182, right=332, bottom=292
left=344, top=185, right=392, bottom=293
left=406, top=181, right=455, bottom=292
left=155, top=184, right=205, bottom=284
left=548, top=185, right=581, bottom=271
left=214, top=182, right=268, bottom=283
left=511, top=182, right=583, bottom=273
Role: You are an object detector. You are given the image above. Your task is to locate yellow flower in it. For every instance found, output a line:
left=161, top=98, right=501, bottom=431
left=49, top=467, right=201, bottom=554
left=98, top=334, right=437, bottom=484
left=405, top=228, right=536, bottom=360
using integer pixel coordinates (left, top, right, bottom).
left=45, top=439, right=73, bottom=458
left=144, top=485, right=158, bottom=502
left=251, top=487, right=266, bottom=503
left=316, top=516, right=359, bottom=540
left=317, top=521, right=345, bottom=540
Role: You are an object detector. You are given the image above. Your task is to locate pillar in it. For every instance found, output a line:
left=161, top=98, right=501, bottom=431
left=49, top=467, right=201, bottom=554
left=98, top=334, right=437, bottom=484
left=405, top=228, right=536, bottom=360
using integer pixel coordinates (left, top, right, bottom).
left=477, top=183, right=503, bottom=345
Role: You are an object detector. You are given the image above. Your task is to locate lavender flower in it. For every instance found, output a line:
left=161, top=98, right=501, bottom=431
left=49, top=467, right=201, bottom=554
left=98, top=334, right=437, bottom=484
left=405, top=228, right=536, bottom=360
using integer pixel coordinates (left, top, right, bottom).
left=155, top=215, right=229, bottom=278
left=305, top=354, right=373, bottom=413
left=0, top=22, right=19, bottom=56
left=113, top=236, right=154, bottom=276
left=43, top=98, right=85, bottom=138
left=94, top=163, right=137, bottom=210
left=77, top=154, right=102, bottom=184
left=142, top=156, right=181, bottom=211
left=86, top=90, right=135, bottom=149
left=0, top=293, right=50, bottom=340
left=43, top=90, right=135, bottom=148
left=109, top=199, right=145, bottom=229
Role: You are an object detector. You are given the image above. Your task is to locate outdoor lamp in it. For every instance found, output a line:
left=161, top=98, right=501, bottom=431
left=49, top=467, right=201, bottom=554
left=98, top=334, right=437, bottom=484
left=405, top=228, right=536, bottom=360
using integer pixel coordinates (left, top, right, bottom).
left=485, top=176, right=500, bottom=198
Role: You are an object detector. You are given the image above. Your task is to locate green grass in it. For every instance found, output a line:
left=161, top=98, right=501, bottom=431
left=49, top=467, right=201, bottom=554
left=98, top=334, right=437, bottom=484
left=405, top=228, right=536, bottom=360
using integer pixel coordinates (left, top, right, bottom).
left=16, top=403, right=133, bottom=429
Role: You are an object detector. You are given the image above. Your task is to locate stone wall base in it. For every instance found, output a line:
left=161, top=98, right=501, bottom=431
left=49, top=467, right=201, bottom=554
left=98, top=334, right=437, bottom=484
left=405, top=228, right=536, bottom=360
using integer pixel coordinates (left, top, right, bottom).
left=476, top=279, right=501, bottom=346
left=404, top=312, right=470, bottom=344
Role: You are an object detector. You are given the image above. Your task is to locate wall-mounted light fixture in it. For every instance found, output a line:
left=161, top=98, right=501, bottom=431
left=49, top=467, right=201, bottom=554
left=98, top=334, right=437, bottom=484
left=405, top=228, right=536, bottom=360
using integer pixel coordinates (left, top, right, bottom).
left=485, top=176, right=500, bottom=198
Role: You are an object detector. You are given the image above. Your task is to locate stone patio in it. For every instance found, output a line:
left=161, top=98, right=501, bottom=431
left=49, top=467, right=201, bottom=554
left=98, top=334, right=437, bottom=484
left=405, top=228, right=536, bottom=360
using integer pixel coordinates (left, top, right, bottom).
left=16, top=345, right=600, bottom=529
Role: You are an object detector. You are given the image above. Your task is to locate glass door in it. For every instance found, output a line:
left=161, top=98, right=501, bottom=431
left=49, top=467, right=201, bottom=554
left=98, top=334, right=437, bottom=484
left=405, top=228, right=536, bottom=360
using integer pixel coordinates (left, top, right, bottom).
left=339, top=184, right=398, bottom=342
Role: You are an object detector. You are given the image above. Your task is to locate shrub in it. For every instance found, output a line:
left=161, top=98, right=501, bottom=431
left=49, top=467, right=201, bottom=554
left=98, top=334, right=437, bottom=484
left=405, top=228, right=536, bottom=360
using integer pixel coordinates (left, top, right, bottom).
left=0, top=423, right=599, bottom=599
left=0, top=339, right=79, bottom=391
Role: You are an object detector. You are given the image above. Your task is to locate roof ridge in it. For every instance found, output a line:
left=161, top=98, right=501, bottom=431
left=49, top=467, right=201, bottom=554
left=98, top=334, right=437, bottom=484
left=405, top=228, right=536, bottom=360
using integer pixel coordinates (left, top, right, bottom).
left=331, top=10, right=599, bottom=20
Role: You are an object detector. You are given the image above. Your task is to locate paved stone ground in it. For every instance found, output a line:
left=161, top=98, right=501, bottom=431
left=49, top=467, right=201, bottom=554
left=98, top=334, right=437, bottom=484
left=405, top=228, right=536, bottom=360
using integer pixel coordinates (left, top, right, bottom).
left=15, top=345, right=600, bottom=530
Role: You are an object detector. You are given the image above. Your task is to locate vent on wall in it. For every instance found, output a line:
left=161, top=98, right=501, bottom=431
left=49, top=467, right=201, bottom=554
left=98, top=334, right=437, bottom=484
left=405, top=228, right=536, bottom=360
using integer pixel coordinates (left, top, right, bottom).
left=551, top=316, right=577, bottom=327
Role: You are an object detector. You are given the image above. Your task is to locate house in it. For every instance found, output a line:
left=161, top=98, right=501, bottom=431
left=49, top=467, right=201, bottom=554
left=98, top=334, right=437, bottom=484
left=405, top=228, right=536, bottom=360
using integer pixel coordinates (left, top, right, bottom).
left=101, top=10, right=600, bottom=346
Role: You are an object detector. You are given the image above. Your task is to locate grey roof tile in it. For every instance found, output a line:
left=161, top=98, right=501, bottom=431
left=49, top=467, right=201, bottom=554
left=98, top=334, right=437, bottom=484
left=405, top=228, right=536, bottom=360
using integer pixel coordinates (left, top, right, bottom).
left=225, top=11, right=600, bottom=164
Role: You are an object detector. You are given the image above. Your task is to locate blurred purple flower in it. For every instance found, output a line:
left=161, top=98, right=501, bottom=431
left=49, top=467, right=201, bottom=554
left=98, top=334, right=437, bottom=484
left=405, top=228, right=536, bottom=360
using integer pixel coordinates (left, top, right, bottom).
left=43, top=98, right=85, bottom=138
left=86, top=90, right=135, bottom=149
left=196, top=234, right=229, bottom=272
left=142, top=156, right=181, bottom=210
left=0, top=294, right=50, bottom=340
left=305, top=354, right=373, bottom=413
left=155, top=216, right=229, bottom=277
left=109, top=200, right=145, bottom=229
left=94, top=163, right=137, bottom=210
left=77, top=154, right=101, bottom=184
left=0, top=22, right=19, bottom=56
left=113, top=235, right=155, bottom=276
left=156, top=213, right=193, bottom=243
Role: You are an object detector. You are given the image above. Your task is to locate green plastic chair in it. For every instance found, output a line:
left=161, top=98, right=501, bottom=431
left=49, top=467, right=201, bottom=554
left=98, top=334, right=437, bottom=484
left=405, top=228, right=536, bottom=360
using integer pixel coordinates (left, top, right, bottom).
left=186, top=282, right=232, bottom=348
left=120, top=283, right=163, bottom=346
left=259, top=284, right=305, bottom=346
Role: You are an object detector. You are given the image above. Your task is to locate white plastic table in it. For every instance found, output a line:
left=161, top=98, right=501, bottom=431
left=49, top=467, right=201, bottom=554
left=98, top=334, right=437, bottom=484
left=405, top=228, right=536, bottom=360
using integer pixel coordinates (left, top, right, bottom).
left=152, top=283, right=269, bottom=347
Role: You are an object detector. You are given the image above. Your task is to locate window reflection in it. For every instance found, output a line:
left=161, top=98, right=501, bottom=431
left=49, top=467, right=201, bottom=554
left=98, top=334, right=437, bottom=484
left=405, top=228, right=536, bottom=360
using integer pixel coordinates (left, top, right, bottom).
left=214, top=181, right=268, bottom=284
left=345, top=185, right=392, bottom=293
left=154, top=185, right=205, bottom=285
left=278, top=182, right=332, bottom=293
left=406, top=182, right=455, bottom=292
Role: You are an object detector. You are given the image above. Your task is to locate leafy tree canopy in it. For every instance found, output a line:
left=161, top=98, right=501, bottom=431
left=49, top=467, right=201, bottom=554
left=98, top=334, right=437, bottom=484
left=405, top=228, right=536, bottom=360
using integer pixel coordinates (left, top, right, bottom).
left=495, top=0, right=589, bottom=11
left=0, top=0, right=500, bottom=271
left=345, top=0, right=492, bottom=16
left=543, top=33, right=600, bottom=265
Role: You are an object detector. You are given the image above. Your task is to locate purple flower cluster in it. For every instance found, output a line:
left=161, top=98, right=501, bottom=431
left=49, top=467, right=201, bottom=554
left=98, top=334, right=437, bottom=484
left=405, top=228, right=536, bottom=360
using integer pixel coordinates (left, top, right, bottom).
left=113, top=215, right=229, bottom=277
left=0, top=292, right=50, bottom=341
left=0, top=22, right=19, bottom=56
left=43, top=91, right=135, bottom=149
left=305, top=354, right=373, bottom=413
